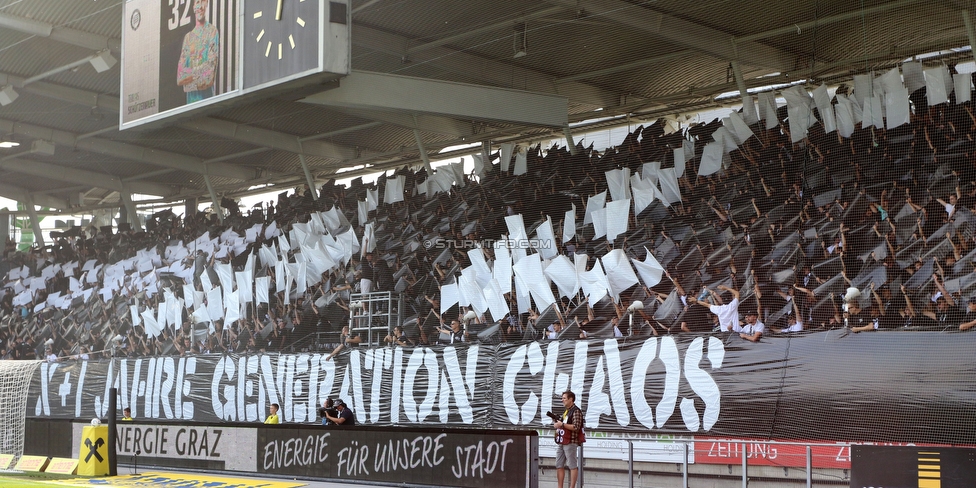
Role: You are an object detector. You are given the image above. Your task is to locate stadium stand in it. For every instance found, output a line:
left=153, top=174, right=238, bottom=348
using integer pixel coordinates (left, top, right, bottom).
left=4, top=72, right=976, bottom=361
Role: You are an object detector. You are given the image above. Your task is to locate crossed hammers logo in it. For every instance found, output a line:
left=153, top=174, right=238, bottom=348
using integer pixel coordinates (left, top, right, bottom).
left=84, top=437, right=104, bottom=463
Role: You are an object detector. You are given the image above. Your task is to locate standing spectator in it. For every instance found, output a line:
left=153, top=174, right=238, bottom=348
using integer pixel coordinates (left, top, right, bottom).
left=264, top=403, right=280, bottom=424
left=360, top=254, right=374, bottom=295
left=689, top=284, right=740, bottom=332
left=553, top=390, right=584, bottom=488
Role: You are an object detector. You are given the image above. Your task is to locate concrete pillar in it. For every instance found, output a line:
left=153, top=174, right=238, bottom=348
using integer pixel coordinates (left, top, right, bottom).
left=204, top=174, right=224, bottom=223
left=0, top=210, right=9, bottom=245
left=24, top=196, right=44, bottom=248
left=963, top=11, right=976, bottom=66
left=185, top=197, right=197, bottom=218
left=563, top=125, right=577, bottom=155
left=297, top=140, right=318, bottom=201
left=119, top=190, right=142, bottom=230
left=413, top=128, right=433, bottom=174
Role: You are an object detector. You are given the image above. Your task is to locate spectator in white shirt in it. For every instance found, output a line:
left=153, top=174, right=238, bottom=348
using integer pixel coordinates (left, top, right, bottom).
left=734, top=309, right=765, bottom=342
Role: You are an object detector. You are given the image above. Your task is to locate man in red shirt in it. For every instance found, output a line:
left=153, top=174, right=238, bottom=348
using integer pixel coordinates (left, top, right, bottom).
left=554, top=390, right=584, bottom=488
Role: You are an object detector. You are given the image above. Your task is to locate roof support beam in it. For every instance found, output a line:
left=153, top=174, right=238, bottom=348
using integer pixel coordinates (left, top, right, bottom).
left=0, top=156, right=174, bottom=197
left=556, top=49, right=694, bottom=83
left=735, top=0, right=921, bottom=43
left=353, top=24, right=620, bottom=109
left=178, top=118, right=361, bottom=161
left=0, top=12, right=119, bottom=52
left=303, top=71, right=568, bottom=127
left=0, top=119, right=256, bottom=181
left=0, top=71, right=119, bottom=112
left=0, top=183, right=65, bottom=210
left=1, top=69, right=372, bottom=169
left=542, top=0, right=796, bottom=72
left=335, top=108, right=474, bottom=137
left=405, top=6, right=566, bottom=56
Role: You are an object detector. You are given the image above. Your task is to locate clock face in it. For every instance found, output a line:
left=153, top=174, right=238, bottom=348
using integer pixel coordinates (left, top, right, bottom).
left=242, top=0, right=320, bottom=89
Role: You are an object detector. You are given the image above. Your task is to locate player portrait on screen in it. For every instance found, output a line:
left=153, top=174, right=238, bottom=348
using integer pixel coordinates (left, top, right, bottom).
left=176, top=0, right=219, bottom=104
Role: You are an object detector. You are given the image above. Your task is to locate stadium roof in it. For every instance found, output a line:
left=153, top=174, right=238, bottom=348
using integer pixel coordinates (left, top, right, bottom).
left=0, top=0, right=967, bottom=214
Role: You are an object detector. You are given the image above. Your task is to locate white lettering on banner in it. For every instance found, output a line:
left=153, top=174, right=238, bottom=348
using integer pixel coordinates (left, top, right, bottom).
left=158, top=357, right=174, bottom=419
left=402, top=348, right=439, bottom=422
left=337, top=439, right=370, bottom=477
left=350, top=350, right=366, bottom=419
left=260, top=355, right=282, bottom=419
left=74, top=360, right=87, bottom=418
left=502, top=342, right=544, bottom=425
left=441, top=346, right=476, bottom=423
left=308, top=354, right=335, bottom=423
left=540, top=341, right=561, bottom=423
left=58, top=372, right=71, bottom=407
left=127, top=359, right=144, bottom=417
left=603, top=339, right=631, bottom=426
left=683, top=337, right=723, bottom=431
left=93, top=359, right=113, bottom=418
left=34, top=363, right=57, bottom=416
left=835, top=445, right=848, bottom=462
left=35, top=358, right=195, bottom=420
left=833, top=441, right=916, bottom=463
left=390, top=348, right=404, bottom=424
left=706, top=441, right=779, bottom=460
left=365, top=349, right=383, bottom=423
left=263, top=432, right=331, bottom=470
left=452, top=439, right=513, bottom=479
left=215, top=354, right=335, bottom=423
left=35, top=339, right=723, bottom=432
left=90, top=358, right=195, bottom=420
left=505, top=338, right=723, bottom=432
left=373, top=434, right=447, bottom=473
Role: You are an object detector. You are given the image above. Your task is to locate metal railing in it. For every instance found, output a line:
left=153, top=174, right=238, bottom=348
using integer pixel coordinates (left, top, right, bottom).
left=349, top=291, right=403, bottom=346
left=617, top=439, right=840, bottom=488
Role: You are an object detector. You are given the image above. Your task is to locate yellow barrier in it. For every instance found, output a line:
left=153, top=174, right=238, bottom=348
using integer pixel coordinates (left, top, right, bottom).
left=45, top=457, right=79, bottom=474
left=77, top=425, right=109, bottom=476
left=14, top=455, right=48, bottom=472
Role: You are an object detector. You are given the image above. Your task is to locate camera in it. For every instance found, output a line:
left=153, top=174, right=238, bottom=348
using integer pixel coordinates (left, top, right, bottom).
left=318, top=407, right=337, bottom=419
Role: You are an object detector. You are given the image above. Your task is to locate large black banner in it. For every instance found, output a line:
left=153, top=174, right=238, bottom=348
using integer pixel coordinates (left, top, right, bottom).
left=26, top=331, right=976, bottom=445
left=258, top=426, right=534, bottom=487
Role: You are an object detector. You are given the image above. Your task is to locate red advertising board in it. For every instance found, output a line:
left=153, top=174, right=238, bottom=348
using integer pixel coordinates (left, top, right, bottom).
left=693, top=438, right=975, bottom=469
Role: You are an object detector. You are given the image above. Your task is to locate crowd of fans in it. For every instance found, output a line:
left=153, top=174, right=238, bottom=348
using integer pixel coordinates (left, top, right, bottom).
left=5, top=68, right=976, bottom=361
